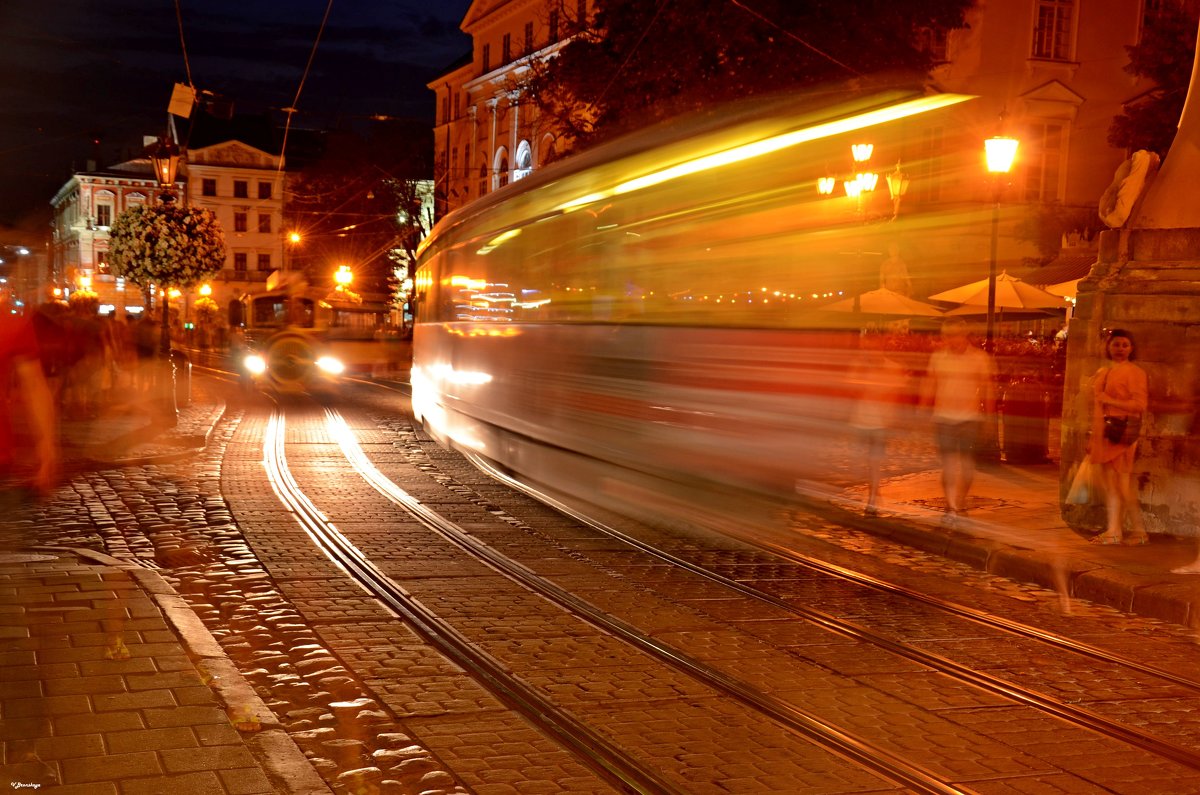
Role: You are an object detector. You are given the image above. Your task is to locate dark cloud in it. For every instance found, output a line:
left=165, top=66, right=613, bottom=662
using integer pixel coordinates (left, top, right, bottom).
left=0, top=0, right=471, bottom=226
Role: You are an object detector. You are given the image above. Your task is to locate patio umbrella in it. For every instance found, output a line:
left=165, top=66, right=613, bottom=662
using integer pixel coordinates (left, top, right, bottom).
left=822, top=287, right=945, bottom=316
left=1045, top=278, right=1080, bottom=299
left=928, top=271, right=1069, bottom=310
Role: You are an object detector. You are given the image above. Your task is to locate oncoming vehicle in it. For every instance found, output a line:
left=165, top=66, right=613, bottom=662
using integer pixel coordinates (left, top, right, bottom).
left=412, top=89, right=998, bottom=533
left=238, top=274, right=404, bottom=394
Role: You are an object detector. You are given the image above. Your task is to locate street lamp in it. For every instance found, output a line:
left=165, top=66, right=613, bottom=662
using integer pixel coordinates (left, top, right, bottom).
left=334, top=265, right=353, bottom=291
left=149, top=137, right=181, bottom=203
left=149, top=134, right=183, bottom=422
left=983, top=135, right=1019, bottom=354
left=885, top=162, right=910, bottom=219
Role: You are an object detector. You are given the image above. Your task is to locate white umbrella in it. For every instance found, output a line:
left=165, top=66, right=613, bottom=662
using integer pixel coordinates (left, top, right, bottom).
left=823, top=287, right=945, bottom=317
left=929, top=271, right=1069, bottom=310
left=1045, top=278, right=1080, bottom=298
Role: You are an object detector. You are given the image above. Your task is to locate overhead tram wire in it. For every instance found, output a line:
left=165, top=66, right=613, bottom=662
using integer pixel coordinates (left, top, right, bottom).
left=277, top=0, right=336, bottom=184
left=726, top=0, right=862, bottom=77
left=173, top=0, right=195, bottom=88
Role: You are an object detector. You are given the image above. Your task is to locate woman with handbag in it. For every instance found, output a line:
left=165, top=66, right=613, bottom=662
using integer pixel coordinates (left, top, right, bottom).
left=1089, top=329, right=1149, bottom=545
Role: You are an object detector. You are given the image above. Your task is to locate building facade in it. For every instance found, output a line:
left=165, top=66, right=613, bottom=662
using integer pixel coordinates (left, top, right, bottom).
left=430, top=0, right=1171, bottom=293
left=49, top=160, right=177, bottom=314
left=49, top=139, right=287, bottom=326
left=185, top=140, right=286, bottom=325
left=429, top=0, right=589, bottom=217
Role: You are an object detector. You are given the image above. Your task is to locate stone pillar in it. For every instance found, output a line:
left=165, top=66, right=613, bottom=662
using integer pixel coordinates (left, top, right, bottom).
left=1062, top=230, right=1200, bottom=535
left=1061, top=20, right=1200, bottom=537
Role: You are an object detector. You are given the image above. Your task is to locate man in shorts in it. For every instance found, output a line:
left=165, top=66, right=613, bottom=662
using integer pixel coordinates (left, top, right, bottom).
left=922, top=318, right=995, bottom=527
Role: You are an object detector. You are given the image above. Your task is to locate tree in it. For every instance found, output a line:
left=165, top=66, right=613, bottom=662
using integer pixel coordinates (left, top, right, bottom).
left=285, top=119, right=432, bottom=303
left=1109, top=1, right=1200, bottom=156
left=109, top=203, right=226, bottom=372
left=108, top=204, right=227, bottom=292
left=522, top=0, right=974, bottom=153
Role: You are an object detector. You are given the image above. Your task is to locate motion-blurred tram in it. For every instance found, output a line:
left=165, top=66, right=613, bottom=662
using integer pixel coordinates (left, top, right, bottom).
left=411, top=89, right=987, bottom=530
left=238, top=274, right=405, bottom=394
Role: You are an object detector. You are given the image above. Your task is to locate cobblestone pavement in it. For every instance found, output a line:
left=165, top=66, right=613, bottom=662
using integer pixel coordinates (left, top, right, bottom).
left=10, top=373, right=1200, bottom=793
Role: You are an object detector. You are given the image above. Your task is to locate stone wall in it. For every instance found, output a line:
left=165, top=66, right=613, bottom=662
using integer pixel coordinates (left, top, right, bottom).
left=1061, top=228, right=1200, bottom=536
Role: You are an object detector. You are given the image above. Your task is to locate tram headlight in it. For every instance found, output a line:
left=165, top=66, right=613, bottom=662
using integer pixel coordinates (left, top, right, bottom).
left=316, top=355, right=345, bottom=375
left=244, top=354, right=267, bottom=375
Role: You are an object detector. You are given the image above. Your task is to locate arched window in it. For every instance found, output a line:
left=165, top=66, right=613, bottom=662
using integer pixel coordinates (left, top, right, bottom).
left=514, top=140, right=533, bottom=181
left=493, top=147, right=509, bottom=189
left=538, top=134, right=557, bottom=168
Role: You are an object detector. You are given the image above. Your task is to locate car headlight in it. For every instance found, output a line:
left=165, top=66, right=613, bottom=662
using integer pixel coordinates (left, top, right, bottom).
left=244, top=354, right=267, bottom=375
left=316, top=355, right=345, bottom=375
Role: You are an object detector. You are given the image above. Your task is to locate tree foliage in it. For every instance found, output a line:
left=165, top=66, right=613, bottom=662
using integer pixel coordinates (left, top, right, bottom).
left=1109, top=1, right=1200, bottom=156
left=522, top=0, right=974, bottom=152
left=285, top=120, right=432, bottom=301
left=108, top=204, right=227, bottom=289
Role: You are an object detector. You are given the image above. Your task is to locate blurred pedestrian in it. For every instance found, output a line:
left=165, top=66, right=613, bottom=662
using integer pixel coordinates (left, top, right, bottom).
left=134, top=312, right=158, bottom=392
left=921, top=318, right=995, bottom=527
left=847, top=333, right=907, bottom=516
left=1, top=295, right=59, bottom=508
left=1088, top=328, right=1149, bottom=545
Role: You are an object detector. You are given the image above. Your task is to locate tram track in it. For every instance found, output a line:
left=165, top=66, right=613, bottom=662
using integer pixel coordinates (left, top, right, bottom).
left=319, top=407, right=969, bottom=794
left=260, top=408, right=681, bottom=795
left=235, top=378, right=1200, bottom=790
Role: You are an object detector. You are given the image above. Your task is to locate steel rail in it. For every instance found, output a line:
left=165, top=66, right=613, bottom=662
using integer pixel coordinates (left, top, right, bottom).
left=461, top=450, right=1200, bottom=773
left=348, top=376, right=1200, bottom=693
left=326, top=408, right=974, bottom=795
left=261, top=410, right=680, bottom=795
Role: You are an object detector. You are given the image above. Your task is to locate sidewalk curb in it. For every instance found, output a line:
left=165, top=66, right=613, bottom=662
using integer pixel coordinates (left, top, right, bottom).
left=801, top=494, right=1200, bottom=630
left=68, top=546, right=332, bottom=795
left=77, top=400, right=229, bottom=469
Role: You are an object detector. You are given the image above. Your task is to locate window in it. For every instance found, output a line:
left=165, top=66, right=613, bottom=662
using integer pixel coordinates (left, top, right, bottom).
left=524, top=22, right=533, bottom=53
left=916, top=26, right=949, bottom=62
left=202, top=178, right=217, bottom=196
left=234, top=252, right=247, bottom=272
left=577, top=0, right=587, bottom=28
left=258, top=181, right=272, bottom=200
left=453, top=93, right=461, bottom=119
left=95, top=203, right=112, bottom=227
left=126, top=193, right=146, bottom=209
left=257, top=253, right=272, bottom=271
left=914, top=126, right=944, bottom=203
left=258, top=213, right=271, bottom=234
left=234, top=211, right=248, bottom=233
left=96, top=251, right=110, bottom=274
left=233, top=180, right=249, bottom=198
left=451, top=147, right=459, bottom=177
left=1024, top=121, right=1066, bottom=202
left=479, top=163, right=488, bottom=197
left=549, top=9, right=559, bottom=42
left=482, top=44, right=491, bottom=72
left=1032, top=0, right=1073, bottom=60
left=514, top=140, right=533, bottom=181
left=502, top=33, right=511, bottom=63
left=442, top=95, right=450, bottom=124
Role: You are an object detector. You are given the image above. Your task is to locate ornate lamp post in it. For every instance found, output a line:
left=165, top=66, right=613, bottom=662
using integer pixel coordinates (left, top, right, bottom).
left=983, top=135, right=1019, bottom=354
left=885, top=162, right=910, bottom=219
left=150, top=136, right=183, bottom=421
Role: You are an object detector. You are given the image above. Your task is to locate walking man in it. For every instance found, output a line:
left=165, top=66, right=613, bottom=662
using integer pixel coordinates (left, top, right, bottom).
left=922, top=318, right=995, bottom=527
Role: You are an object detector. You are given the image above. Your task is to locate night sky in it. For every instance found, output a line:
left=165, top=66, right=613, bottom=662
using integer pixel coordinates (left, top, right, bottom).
left=0, top=0, right=473, bottom=230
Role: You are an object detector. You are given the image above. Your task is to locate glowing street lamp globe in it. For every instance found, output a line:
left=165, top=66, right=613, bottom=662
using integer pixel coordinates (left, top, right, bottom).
left=985, top=136, right=1019, bottom=174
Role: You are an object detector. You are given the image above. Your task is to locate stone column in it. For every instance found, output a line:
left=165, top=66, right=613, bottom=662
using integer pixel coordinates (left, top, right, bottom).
left=1061, top=20, right=1200, bottom=536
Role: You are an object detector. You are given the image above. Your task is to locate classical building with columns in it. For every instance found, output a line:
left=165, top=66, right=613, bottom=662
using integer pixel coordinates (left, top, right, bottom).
left=429, top=0, right=589, bottom=217
left=50, top=132, right=286, bottom=325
